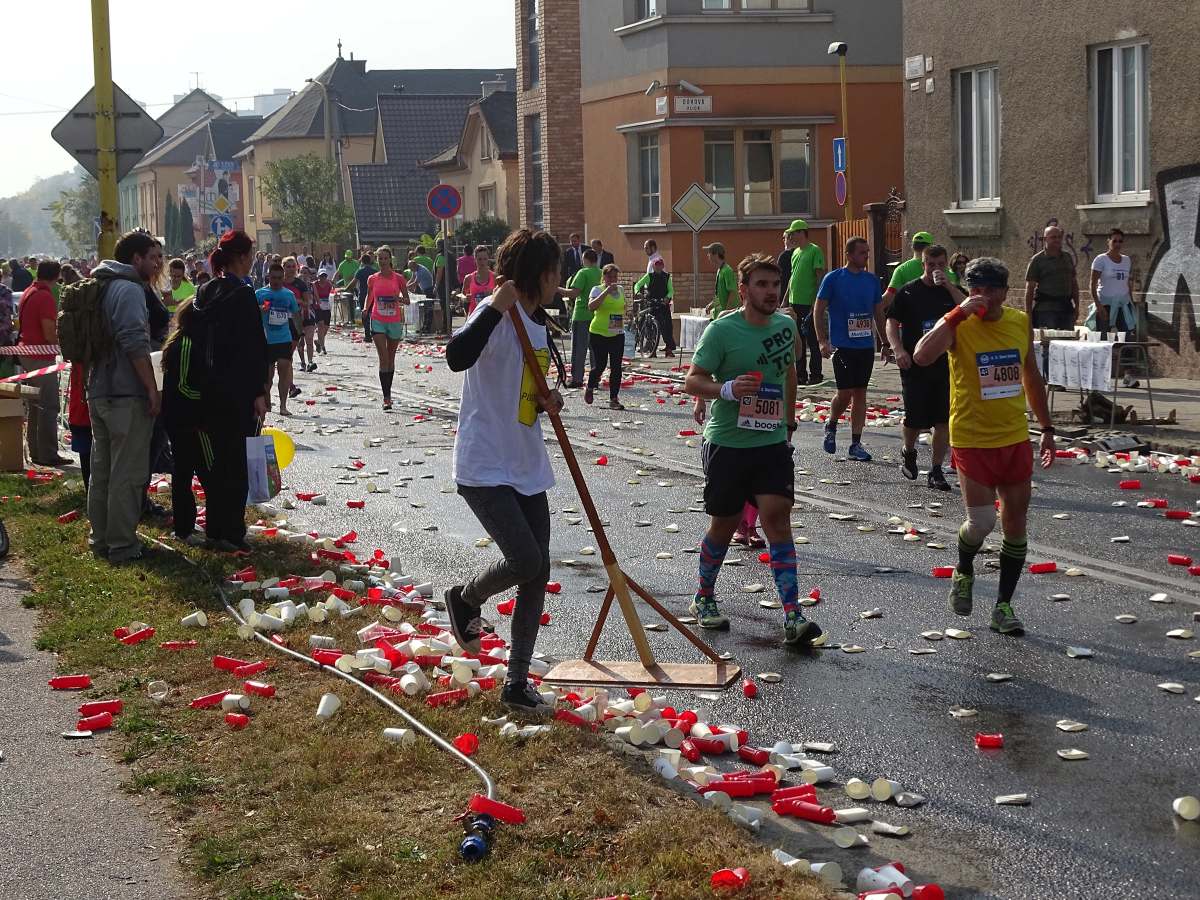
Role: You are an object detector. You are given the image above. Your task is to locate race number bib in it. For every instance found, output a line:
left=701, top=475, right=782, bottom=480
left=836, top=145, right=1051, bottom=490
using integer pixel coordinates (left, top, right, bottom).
left=847, top=316, right=872, bottom=339
left=737, top=382, right=784, bottom=432
left=376, top=297, right=397, bottom=317
left=976, top=350, right=1022, bottom=400
left=268, top=307, right=289, bottom=326
left=608, top=314, right=623, bottom=335
left=318, top=295, right=332, bottom=311
left=518, top=347, right=552, bottom=427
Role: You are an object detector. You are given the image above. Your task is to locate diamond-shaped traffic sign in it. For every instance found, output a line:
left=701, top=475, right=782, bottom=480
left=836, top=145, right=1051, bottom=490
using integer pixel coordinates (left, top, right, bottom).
left=51, top=83, right=164, bottom=182
left=672, top=183, right=720, bottom=233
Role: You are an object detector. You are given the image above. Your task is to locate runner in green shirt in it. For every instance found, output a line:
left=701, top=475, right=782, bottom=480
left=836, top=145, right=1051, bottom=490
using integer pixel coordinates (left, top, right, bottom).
left=705, top=242, right=738, bottom=319
left=558, top=249, right=602, bottom=387
left=166, top=258, right=196, bottom=314
left=336, top=250, right=359, bottom=287
left=412, top=250, right=435, bottom=274
left=584, top=264, right=629, bottom=409
left=783, top=219, right=826, bottom=385
left=883, top=230, right=933, bottom=307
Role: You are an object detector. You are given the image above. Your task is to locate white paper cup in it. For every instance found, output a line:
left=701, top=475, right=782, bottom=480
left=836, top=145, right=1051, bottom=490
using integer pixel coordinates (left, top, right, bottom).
left=220, top=693, right=250, bottom=712
left=315, top=693, right=341, bottom=720
left=857, top=867, right=901, bottom=893
left=309, top=635, right=335, bottom=649
left=801, top=765, right=836, bottom=785
left=1174, top=796, right=1200, bottom=820
left=147, top=680, right=169, bottom=702
left=657, top=748, right=681, bottom=768
left=382, top=727, right=415, bottom=746
left=705, top=790, right=732, bottom=811
left=872, top=777, right=902, bottom=801
left=834, top=807, right=871, bottom=824
left=399, top=674, right=422, bottom=696
left=238, top=597, right=256, bottom=619
left=263, top=586, right=290, bottom=600
left=663, top=727, right=684, bottom=749
left=875, top=864, right=913, bottom=895
left=845, top=777, right=872, bottom=801
left=810, top=861, right=843, bottom=886
left=181, top=610, right=208, bottom=628
left=652, top=757, right=677, bottom=780
left=771, top=849, right=809, bottom=872
left=833, top=827, right=868, bottom=849
left=252, top=612, right=286, bottom=632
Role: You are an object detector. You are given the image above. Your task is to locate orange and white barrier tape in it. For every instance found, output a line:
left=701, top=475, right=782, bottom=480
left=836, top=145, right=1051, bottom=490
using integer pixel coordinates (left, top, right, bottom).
left=0, top=344, right=60, bottom=356
left=0, top=361, right=70, bottom=383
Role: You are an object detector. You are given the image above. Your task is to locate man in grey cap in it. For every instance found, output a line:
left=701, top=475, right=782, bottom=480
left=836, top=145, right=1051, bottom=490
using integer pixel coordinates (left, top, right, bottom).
left=915, top=257, right=1056, bottom=637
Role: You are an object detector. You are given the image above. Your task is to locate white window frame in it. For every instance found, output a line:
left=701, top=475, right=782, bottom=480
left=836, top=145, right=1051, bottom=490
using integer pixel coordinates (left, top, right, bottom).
left=638, top=133, right=661, bottom=222
left=702, top=0, right=810, bottom=10
left=704, top=127, right=814, bottom=220
left=954, top=64, right=1001, bottom=208
left=635, top=0, right=658, bottom=19
left=1091, top=40, right=1150, bottom=202
left=479, top=185, right=497, bottom=219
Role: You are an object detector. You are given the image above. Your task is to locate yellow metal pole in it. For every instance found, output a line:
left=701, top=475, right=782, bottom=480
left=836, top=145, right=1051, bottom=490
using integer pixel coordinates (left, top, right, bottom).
left=839, top=54, right=853, bottom=222
left=91, top=0, right=119, bottom=259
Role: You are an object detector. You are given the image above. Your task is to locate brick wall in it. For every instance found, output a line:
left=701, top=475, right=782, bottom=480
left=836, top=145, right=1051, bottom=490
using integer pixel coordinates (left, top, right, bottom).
left=514, top=0, right=585, bottom=239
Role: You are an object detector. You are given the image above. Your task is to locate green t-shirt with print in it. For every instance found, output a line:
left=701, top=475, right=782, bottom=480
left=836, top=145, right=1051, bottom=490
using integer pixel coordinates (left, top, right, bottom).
left=711, top=263, right=738, bottom=318
left=569, top=266, right=603, bottom=321
left=412, top=254, right=434, bottom=274
left=888, top=257, right=925, bottom=291
left=788, top=242, right=826, bottom=307
left=588, top=286, right=627, bottom=337
left=692, top=310, right=796, bottom=449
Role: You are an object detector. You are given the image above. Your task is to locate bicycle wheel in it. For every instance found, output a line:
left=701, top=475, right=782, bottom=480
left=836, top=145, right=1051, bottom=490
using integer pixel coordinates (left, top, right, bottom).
left=638, top=316, right=659, bottom=356
left=0, top=519, right=9, bottom=560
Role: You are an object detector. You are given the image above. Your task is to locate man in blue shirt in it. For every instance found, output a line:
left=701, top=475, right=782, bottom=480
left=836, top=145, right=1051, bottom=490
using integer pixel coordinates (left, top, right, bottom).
left=813, top=236, right=891, bottom=461
left=255, top=262, right=300, bottom=416
left=352, top=252, right=377, bottom=322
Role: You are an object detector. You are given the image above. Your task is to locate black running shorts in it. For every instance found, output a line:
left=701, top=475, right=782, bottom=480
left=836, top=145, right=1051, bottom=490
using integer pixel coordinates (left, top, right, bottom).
left=701, top=440, right=795, bottom=518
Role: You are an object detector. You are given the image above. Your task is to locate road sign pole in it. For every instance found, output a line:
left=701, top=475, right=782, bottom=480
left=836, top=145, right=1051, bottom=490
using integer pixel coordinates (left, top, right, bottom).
left=90, top=0, right=119, bottom=259
left=838, top=53, right=853, bottom=222
left=442, top=219, right=451, bottom=336
left=692, top=229, right=699, bottom=319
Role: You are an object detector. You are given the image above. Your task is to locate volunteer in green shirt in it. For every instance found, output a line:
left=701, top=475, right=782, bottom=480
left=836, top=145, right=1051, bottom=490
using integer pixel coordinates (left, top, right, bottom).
left=705, top=242, right=738, bottom=320
left=883, top=230, right=933, bottom=308
left=336, top=249, right=359, bottom=288
left=559, top=248, right=602, bottom=387
left=683, top=252, right=821, bottom=648
left=412, top=248, right=435, bottom=275
left=634, top=256, right=677, bottom=356
left=166, top=258, right=196, bottom=314
left=584, top=264, right=628, bottom=410
left=782, top=219, right=826, bottom=385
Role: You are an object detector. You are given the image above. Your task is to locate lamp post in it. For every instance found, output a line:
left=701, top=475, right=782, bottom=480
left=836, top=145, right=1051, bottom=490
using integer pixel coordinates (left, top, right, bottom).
left=827, top=41, right=852, bottom=222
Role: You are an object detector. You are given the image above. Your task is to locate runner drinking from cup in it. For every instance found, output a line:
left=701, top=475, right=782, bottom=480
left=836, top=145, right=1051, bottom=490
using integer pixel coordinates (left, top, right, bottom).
left=584, top=263, right=628, bottom=410
left=443, top=229, right=567, bottom=714
left=914, top=257, right=1056, bottom=635
left=684, top=253, right=822, bottom=647
left=363, top=245, right=410, bottom=410
left=255, top=262, right=300, bottom=416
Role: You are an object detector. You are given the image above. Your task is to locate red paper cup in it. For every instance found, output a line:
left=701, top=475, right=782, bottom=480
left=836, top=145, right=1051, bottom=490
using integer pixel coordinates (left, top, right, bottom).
left=189, top=690, right=229, bottom=710
left=225, top=712, right=249, bottom=730
left=737, top=745, right=770, bottom=766
left=49, top=674, right=92, bottom=690
left=212, top=655, right=250, bottom=672
left=975, top=732, right=1004, bottom=749
left=932, top=566, right=954, bottom=578
left=469, top=792, right=526, bottom=824
left=710, top=867, right=750, bottom=890
left=1028, top=562, right=1058, bottom=574
left=78, top=699, right=123, bottom=717
left=1168, top=554, right=1193, bottom=566
left=1119, top=479, right=1142, bottom=490
left=741, top=679, right=758, bottom=699
left=243, top=680, right=276, bottom=698
left=452, top=733, right=480, bottom=755
left=76, top=711, right=113, bottom=731
left=1164, top=510, right=1192, bottom=520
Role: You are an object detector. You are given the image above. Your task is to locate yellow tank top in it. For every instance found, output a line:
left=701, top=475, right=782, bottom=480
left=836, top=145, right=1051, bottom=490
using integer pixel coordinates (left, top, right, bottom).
left=948, top=306, right=1031, bottom=448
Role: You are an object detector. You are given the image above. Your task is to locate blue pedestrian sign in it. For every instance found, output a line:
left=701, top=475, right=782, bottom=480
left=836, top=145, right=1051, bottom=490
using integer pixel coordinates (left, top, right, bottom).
left=833, top=137, right=847, bottom=174
left=427, top=183, right=462, bottom=221
left=210, top=213, right=234, bottom=237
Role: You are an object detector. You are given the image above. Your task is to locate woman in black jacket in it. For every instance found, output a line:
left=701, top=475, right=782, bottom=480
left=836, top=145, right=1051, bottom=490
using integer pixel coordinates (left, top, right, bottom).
left=162, top=230, right=269, bottom=553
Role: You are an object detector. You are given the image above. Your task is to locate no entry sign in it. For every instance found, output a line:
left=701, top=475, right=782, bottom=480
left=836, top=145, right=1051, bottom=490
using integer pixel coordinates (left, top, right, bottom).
left=427, top=183, right=462, bottom=220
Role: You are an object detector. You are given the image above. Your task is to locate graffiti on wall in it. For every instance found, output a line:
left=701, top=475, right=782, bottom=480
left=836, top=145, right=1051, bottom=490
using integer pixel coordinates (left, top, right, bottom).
left=1144, top=165, right=1200, bottom=354
left=1024, top=218, right=1096, bottom=270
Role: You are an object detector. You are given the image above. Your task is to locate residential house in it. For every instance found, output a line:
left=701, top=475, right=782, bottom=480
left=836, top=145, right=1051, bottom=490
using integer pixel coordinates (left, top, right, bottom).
left=420, top=84, right=520, bottom=229
left=903, top=0, right=1200, bottom=377
left=237, top=52, right=515, bottom=249
left=570, top=0, right=904, bottom=308
left=128, top=112, right=263, bottom=247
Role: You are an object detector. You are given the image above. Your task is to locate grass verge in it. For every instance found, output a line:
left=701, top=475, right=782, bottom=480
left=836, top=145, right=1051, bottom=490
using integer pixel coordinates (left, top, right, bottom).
left=1, top=473, right=830, bottom=900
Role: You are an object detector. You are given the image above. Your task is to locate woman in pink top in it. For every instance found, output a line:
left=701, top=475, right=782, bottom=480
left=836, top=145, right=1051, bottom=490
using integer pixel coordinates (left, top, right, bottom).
left=364, top=245, right=410, bottom=409
left=462, top=245, right=497, bottom=316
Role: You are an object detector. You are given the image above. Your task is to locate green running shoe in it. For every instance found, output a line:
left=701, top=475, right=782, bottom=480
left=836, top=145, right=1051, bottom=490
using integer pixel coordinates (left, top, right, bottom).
left=689, top=596, right=729, bottom=630
left=783, top=612, right=822, bottom=648
left=948, top=570, right=974, bottom=616
left=990, top=601, right=1025, bottom=635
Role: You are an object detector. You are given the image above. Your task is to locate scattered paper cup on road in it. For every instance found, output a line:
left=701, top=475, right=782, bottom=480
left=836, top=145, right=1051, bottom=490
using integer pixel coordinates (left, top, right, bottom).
left=1173, top=796, right=1199, bottom=820
left=995, top=793, right=1030, bottom=805
left=220, top=693, right=250, bottom=712
left=146, top=680, right=169, bottom=702
left=872, top=777, right=902, bottom=801
left=1057, top=748, right=1089, bottom=761
left=833, top=827, right=868, bottom=849
left=845, top=777, right=872, bottom=800
left=316, top=692, right=341, bottom=720
left=834, top=807, right=871, bottom=824
left=809, top=862, right=843, bottom=886
left=181, top=610, right=208, bottom=628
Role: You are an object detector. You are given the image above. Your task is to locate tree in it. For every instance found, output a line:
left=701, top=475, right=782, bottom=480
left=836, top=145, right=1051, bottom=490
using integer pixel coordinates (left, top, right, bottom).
left=261, top=154, right=356, bottom=252
left=177, top=198, right=196, bottom=251
left=49, top=176, right=101, bottom=257
left=164, top=194, right=178, bottom=253
left=0, top=209, right=32, bottom=257
left=453, top=216, right=512, bottom=253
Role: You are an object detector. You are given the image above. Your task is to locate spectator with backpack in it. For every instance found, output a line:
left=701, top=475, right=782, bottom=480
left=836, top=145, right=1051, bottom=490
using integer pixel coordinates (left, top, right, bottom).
left=162, top=229, right=269, bottom=553
left=74, top=231, right=163, bottom=563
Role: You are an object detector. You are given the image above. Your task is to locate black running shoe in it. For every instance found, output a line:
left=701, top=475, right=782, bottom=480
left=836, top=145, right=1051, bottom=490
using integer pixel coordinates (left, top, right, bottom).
left=900, top=448, right=918, bottom=480
left=444, top=585, right=483, bottom=654
left=500, top=680, right=553, bottom=715
left=928, top=466, right=951, bottom=491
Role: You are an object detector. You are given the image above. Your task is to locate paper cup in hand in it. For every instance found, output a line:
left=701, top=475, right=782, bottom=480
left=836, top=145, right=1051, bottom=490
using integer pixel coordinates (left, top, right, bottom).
left=316, top=693, right=341, bottom=720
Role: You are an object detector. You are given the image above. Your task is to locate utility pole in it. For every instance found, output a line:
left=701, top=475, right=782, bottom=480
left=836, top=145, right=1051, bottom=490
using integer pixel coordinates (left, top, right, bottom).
left=828, top=41, right=853, bottom=222
left=91, top=0, right=119, bottom=259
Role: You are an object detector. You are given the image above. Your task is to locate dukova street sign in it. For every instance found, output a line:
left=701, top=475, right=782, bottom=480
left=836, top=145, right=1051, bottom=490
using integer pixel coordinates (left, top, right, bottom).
left=51, top=82, right=164, bottom=183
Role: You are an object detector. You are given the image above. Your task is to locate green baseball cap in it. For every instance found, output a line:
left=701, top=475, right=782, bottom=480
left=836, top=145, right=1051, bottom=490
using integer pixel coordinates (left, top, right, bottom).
left=344, top=250, right=354, bottom=258
left=912, top=231, right=934, bottom=245
left=785, top=219, right=810, bottom=234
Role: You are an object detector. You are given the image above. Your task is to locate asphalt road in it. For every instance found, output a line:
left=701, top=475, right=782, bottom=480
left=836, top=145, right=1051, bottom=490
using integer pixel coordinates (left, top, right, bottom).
left=267, top=329, right=1200, bottom=900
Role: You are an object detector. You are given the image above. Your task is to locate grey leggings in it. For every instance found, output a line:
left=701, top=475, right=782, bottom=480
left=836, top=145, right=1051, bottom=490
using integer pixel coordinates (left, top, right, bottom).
left=458, top=485, right=551, bottom=685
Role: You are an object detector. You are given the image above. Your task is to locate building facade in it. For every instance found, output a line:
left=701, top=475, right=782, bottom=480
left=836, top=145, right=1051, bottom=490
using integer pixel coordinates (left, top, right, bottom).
left=515, top=0, right=585, bottom=238
left=574, top=0, right=903, bottom=308
left=903, top=0, right=1200, bottom=376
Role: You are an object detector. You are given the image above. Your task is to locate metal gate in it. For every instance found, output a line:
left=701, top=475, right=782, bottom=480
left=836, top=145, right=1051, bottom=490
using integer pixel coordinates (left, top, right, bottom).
left=828, top=216, right=872, bottom=270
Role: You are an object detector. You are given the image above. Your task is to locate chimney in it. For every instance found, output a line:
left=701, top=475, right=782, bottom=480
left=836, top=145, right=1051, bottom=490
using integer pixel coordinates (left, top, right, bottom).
left=481, top=75, right=507, bottom=99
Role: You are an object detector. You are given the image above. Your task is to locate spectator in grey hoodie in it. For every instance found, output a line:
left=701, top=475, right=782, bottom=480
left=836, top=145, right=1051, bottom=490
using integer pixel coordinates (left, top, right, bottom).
left=87, top=230, right=163, bottom=564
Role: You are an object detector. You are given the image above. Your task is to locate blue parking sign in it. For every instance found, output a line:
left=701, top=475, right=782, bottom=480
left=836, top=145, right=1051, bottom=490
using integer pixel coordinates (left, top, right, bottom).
left=833, top=137, right=847, bottom=174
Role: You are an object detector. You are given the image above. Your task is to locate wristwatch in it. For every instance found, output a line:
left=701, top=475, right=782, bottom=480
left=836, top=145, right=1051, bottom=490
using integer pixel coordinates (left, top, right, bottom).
left=1040, top=425, right=1055, bottom=435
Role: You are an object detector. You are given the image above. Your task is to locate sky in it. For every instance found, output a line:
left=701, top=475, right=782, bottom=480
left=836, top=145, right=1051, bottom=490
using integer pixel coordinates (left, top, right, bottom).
left=0, top=0, right=517, bottom=199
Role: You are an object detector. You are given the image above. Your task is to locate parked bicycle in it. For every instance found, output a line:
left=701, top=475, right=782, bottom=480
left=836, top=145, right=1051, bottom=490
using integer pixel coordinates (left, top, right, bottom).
left=630, top=294, right=661, bottom=357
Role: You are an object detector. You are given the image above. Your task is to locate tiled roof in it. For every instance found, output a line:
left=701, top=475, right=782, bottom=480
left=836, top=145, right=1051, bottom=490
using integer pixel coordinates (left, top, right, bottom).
left=478, top=91, right=517, bottom=157
left=133, top=113, right=263, bottom=170
left=244, top=58, right=515, bottom=144
left=350, top=93, right=478, bottom=242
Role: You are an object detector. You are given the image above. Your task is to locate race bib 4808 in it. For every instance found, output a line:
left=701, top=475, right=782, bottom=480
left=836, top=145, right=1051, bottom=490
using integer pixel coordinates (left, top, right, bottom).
left=977, top=349, right=1022, bottom=400
left=737, top=382, right=784, bottom=432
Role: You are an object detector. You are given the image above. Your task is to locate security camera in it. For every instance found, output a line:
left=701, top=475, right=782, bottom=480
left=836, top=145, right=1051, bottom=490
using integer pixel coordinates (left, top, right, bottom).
left=827, top=41, right=848, bottom=56
left=678, top=79, right=704, bottom=96
left=645, top=79, right=662, bottom=96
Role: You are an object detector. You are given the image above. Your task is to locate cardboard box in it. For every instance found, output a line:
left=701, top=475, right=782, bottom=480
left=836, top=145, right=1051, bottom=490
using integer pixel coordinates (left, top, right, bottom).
left=0, top=397, right=25, bottom=472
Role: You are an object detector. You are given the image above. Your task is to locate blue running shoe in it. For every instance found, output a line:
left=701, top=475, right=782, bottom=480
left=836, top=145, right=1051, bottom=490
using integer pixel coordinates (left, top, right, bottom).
left=822, top=428, right=836, bottom=454
left=847, top=442, right=872, bottom=462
